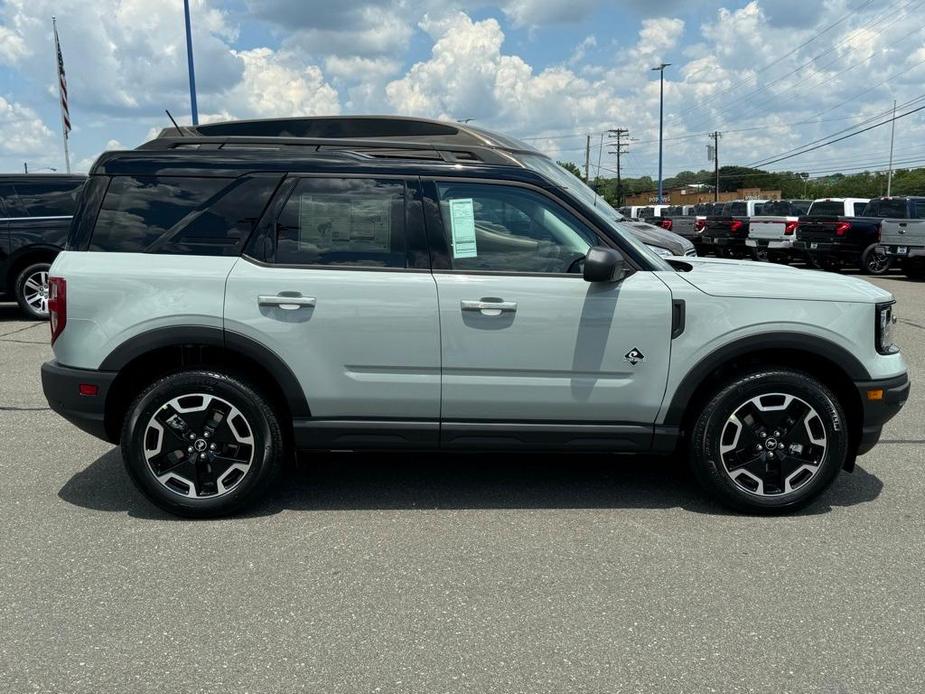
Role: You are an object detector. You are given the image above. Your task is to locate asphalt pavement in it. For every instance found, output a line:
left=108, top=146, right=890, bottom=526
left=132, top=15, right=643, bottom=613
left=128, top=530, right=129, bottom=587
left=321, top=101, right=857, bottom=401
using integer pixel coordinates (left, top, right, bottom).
left=0, top=272, right=923, bottom=694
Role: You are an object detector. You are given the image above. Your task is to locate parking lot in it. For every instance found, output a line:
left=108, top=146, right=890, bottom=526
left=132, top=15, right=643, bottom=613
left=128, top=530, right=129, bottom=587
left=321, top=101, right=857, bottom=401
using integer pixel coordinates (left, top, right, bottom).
left=0, top=272, right=922, bottom=693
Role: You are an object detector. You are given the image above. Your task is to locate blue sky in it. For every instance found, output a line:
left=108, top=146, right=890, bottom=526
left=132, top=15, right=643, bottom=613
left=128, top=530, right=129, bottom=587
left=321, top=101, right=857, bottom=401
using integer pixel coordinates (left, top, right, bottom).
left=1, top=0, right=923, bottom=179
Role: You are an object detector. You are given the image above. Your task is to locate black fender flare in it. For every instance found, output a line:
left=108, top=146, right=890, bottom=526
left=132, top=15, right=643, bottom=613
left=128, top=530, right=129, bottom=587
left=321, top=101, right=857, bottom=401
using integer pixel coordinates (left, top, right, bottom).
left=99, top=326, right=310, bottom=417
left=662, top=332, right=870, bottom=426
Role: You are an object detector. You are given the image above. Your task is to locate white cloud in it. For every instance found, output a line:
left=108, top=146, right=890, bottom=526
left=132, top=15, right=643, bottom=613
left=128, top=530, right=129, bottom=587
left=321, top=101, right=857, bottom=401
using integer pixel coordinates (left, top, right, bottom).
left=224, top=48, right=340, bottom=118
left=0, top=98, right=54, bottom=157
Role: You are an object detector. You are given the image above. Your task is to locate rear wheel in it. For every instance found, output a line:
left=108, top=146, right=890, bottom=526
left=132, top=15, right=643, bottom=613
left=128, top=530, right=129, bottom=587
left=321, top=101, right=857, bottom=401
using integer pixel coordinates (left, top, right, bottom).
left=689, top=369, right=848, bottom=514
left=860, top=244, right=892, bottom=275
left=14, top=262, right=51, bottom=320
left=749, top=246, right=769, bottom=262
left=121, top=370, right=284, bottom=518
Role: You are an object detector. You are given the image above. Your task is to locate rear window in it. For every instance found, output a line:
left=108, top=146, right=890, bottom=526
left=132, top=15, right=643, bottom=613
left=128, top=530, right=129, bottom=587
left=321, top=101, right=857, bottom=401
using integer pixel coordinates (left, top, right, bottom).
left=791, top=200, right=812, bottom=215
left=90, top=175, right=278, bottom=255
left=807, top=201, right=845, bottom=216
left=723, top=202, right=747, bottom=216
left=914, top=201, right=925, bottom=219
left=759, top=200, right=792, bottom=216
left=852, top=201, right=867, bottom=216
left=638, top=207, right=655, bottom=217
left=7, top=179, right=83, bottom=217
left=863, top=199, right=909, bottom=218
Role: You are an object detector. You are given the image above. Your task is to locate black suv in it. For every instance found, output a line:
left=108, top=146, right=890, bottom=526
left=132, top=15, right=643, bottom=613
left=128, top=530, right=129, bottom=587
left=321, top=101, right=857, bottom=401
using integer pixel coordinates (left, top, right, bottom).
left=1, top=175, right=86, bottom=318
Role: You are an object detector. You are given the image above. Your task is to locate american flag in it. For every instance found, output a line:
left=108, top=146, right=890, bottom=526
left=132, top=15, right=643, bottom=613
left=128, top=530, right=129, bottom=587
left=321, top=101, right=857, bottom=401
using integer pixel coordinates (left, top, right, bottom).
left=54, top=20, right=71, bottom=137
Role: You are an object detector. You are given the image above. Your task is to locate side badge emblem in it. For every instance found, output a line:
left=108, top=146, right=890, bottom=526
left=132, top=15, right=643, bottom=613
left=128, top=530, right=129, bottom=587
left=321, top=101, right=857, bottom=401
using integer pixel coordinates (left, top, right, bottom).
left=625, top=348, right=645, bottom=365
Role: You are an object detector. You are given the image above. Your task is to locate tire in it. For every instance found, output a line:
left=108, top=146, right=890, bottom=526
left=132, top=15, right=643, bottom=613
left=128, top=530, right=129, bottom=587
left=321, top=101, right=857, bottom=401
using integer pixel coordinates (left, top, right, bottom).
left=689, top=368, right=848, bottom=514
left=121, top=370, right=284, bottom=518
left=902, top=260, right=925, bottom=280
left=860, top=244, right=892, bottom=275
left=14, top=262, right=52, bottom=320
left=749, top=246, right=769, bottom=262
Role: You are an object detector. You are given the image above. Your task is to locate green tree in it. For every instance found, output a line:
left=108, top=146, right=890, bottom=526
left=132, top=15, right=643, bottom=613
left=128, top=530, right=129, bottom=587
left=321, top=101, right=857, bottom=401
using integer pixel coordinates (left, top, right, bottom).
left=556, top=161, right=583, bottom=179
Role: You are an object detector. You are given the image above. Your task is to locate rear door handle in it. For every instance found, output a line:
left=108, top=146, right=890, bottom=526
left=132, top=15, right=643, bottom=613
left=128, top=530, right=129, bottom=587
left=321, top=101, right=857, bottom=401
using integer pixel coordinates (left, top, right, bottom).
left=460, top=299, right=517, bottom=315
left=258, top=295, right=316, bottom=310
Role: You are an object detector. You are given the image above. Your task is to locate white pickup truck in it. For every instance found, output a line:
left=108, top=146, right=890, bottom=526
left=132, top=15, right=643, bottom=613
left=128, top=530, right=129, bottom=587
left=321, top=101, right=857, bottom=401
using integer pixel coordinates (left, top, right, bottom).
left=745, top=199, right=812, bottom=262
left=877, top=196, right=925, bottom=280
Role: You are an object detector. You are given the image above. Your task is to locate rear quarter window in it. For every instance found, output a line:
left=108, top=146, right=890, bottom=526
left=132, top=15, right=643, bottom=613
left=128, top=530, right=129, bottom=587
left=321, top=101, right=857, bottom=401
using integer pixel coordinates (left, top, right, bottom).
left=9, top=180, right=83, bottom=217
left=90, top=175, right=279, bottom=255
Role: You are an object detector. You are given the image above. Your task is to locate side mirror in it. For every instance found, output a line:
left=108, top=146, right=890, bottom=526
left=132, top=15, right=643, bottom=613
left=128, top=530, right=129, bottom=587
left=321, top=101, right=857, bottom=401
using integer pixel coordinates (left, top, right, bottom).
left=583, top=246, right=625, bottom=283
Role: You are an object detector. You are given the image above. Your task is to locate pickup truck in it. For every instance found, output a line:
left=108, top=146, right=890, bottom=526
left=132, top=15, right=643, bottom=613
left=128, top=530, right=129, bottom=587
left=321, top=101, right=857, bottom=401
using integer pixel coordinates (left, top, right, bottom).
left=875, top=196, right=925, bottom=279
left=745, top=199, right=812, bottom=262
left=648, top=205, right=702, bottom=246
left=699, top=199, right=769, bottom=258
left=792, top=197, right=895, bottom=274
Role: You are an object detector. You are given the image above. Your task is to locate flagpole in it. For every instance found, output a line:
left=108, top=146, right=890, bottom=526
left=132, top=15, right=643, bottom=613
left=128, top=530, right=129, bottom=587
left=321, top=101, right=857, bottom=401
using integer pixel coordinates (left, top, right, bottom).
left=52, top=17, right=71, bottom=173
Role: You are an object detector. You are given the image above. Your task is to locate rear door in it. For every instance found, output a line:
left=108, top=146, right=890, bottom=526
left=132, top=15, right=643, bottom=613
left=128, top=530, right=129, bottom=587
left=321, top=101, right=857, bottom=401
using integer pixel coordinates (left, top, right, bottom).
left=224, top=175, right=441, bottom=446
left=422, top=177, right=673, bottom=450
left=8, top=179, right=82, bottom=255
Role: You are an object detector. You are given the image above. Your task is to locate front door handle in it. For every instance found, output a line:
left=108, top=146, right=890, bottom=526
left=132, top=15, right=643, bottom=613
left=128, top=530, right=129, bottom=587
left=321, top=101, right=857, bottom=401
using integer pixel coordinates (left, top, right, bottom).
left=258, top=295, right=316, bottom=310
left=460, top=299, right=517, bottom=315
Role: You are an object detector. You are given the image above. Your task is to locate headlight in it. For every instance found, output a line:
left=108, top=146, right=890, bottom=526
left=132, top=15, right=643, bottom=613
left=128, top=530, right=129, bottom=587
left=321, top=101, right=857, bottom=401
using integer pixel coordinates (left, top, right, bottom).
left=876, top=302, right=899, bottom=354
left=646, top=244, right=673, bottom=258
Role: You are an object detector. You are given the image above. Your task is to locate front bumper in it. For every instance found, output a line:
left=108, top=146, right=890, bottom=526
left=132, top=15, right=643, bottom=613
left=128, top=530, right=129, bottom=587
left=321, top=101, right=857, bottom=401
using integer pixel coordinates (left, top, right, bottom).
left=855, top=372, right=910, bottom=455
left=41, top=360, right=117, bottom=442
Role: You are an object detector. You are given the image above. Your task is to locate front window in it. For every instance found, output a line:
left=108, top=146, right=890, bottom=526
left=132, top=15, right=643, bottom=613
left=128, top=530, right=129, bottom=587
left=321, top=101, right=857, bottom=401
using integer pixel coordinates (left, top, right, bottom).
left=515, top=153, right=673, bottom=270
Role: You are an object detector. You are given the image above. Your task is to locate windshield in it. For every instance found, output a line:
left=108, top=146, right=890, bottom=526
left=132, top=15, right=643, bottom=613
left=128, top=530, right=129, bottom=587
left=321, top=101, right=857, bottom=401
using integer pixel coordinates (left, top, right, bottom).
left=516, top=153, right=673, bottom=269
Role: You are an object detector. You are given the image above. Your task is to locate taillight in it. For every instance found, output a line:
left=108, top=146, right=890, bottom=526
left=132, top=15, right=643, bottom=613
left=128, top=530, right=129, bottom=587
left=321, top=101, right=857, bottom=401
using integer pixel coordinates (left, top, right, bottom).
left=49, top=277, right=66, bottom=345
left=835, top=221, right=851, bottom=236
left=784, top=221, right=797, bottom=235
left=695, top=219, right=706, bottom=231
left=729, top=220, right=743, bottom=234
left=660, top=219, right=673, bottom=231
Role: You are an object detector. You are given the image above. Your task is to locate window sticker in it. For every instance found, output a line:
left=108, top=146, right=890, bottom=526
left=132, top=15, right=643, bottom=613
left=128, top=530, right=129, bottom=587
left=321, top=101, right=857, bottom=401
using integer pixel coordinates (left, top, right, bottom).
left=298, top=193, right=391, bottom=251
left=449, top=198, right=477, bottom=258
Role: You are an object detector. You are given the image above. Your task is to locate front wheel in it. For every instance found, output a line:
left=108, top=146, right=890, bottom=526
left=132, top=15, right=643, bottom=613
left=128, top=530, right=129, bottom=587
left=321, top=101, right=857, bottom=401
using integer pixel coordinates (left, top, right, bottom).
left=749, top=246, right=769, bottom=262
left=14, top=262, right=52, bottom=320
left=689, top=369, right=848, bottom=514
left=121, top=370, right=284, bottom=518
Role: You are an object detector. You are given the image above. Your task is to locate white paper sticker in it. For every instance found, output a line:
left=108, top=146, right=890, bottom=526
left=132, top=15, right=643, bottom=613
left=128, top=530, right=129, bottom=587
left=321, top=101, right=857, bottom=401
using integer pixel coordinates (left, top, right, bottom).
left=449, top=198, right=477, bottom=259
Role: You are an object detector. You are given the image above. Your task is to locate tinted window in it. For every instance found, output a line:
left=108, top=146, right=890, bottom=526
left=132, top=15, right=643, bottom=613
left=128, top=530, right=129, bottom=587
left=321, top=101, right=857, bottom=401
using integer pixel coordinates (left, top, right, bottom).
left=275, top=178, right=407, bottom=268
left=91, top=175, right=274, bottom=255
left=638, top=207, right=655, bottom=217
left=760, top=200, right=791, bottom=215
left=724, top=202, right=747, bottom=216
left=436, top=182, right=595, bottom=274
left=11, top=180, right=83, bottom=217
left=752, top=203, right=765, bottom=215
left=791, top=200, right=812, bottom=215
left=914, top=201, right=925, bottom=218
left=808, top=201, right=845, bottom=216
left=864, top=199, right=908, bottom=218
left=853, top=202, right=867, bottom=216
left=0, top=184, right=16, bottom=217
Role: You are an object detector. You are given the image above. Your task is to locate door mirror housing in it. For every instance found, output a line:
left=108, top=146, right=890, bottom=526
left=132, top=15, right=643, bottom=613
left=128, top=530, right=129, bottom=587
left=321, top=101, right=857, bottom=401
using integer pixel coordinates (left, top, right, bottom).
left=583, top=246, right=625, bottom=283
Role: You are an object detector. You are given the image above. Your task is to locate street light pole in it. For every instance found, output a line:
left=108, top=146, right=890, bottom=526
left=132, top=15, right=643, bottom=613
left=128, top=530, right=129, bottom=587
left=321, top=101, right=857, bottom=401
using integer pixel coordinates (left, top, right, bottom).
left=651, top=63, right=671, bottom=203
left=184, top=0, right=199, bottom=126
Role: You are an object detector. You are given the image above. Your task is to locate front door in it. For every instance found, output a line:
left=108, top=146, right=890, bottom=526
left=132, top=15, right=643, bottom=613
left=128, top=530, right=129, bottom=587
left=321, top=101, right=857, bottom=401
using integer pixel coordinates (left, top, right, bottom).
left=423, top=179, right=673, bottom=449
left=224, top=176, right=441, bottom=447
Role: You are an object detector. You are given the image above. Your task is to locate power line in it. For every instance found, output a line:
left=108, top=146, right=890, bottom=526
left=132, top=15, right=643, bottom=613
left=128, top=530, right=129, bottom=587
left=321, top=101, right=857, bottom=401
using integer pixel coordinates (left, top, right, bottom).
left=748, top=103, right=925, bottom=168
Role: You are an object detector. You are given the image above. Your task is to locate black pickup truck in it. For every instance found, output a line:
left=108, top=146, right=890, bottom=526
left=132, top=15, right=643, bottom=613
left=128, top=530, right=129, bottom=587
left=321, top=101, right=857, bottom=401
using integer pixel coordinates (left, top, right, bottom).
left=699, top=199, right=768, bottom=258
left=1, top=175, right=86, bottom=318
left=792, top=197, right=893, bottom=274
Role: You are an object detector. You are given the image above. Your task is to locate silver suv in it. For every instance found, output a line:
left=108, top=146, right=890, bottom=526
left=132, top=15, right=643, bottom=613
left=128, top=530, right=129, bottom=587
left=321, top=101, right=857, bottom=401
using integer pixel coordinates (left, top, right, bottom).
left=41, top=117, right=909, bottom=517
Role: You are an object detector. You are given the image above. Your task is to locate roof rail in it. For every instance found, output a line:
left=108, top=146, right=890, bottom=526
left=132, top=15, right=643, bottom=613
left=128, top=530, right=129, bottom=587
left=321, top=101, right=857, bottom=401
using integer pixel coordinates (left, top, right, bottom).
left=144, top=115, right=537, bottom=156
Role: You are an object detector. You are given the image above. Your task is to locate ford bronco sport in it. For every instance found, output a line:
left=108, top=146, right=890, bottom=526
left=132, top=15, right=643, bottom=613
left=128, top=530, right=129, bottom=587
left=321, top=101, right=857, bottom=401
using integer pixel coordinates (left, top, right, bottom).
left=41, top=117, right=909, bottom=517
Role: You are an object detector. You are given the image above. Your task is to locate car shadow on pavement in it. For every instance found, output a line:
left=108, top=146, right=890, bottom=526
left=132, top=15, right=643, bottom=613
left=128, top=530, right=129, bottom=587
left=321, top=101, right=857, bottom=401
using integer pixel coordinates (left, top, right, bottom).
left=58, top=448, right=884, bottom=520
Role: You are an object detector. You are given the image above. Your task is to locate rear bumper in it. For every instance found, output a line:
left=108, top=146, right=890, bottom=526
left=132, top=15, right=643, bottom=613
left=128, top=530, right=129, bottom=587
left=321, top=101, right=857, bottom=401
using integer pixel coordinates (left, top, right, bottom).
left=41, top=360, right=117, bottom=443
left=700, top=236, right=745, bottom=247
left=793, top=240, right=860, bottom=258
left=855, top=372, right=910, bottom=455
left=746, top=238, right=795, bottom=250
left=880, top=244, right=925, bottom=259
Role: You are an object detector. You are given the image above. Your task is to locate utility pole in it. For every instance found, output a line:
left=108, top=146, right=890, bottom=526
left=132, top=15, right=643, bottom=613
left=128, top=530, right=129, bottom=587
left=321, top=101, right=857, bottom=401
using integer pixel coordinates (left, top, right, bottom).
left=184, top=0, right=199, bottom=125
left=23, top=162, right=27, bottom=174
left=651, top=63, right=671, bottom=203
left=887, top=99, right=897, bottom=196
left=584, top=134, right=591, bottom=183
left=710, top=130, right=721, bottom=202
left=608, top=128, right=630, bottom=207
